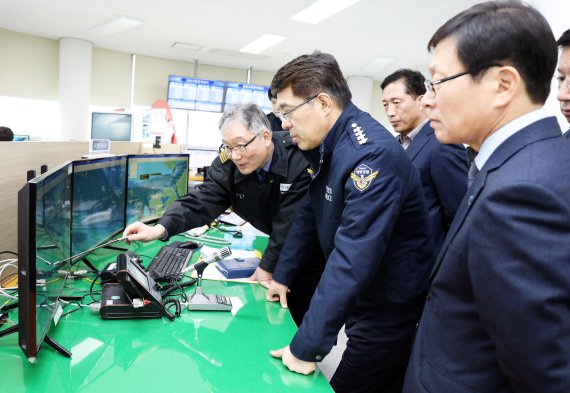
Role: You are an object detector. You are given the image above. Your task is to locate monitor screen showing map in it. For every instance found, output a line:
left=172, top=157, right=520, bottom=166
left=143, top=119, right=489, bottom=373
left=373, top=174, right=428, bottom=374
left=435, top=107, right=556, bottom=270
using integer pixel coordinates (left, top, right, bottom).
left=71, top=156, right=127, bottom=256
left=126, top=154, right=189, bottom=224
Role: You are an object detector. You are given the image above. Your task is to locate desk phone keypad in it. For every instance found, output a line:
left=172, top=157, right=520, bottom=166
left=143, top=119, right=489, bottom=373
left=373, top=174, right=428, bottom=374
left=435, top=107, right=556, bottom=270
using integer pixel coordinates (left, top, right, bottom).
left=215, top=295, right=232, bottom=307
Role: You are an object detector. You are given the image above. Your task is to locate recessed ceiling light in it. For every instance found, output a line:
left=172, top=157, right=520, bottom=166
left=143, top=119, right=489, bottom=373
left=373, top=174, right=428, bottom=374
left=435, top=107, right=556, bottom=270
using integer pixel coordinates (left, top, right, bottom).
left=88, top=16, right=142, bottom=36
left=291, top=0, right=361, bottom=24
left=240, top=34, right=286, bottom=54
left=210, top=49, right=270, bottom=60
left=172, top=42, right=203, bottom=51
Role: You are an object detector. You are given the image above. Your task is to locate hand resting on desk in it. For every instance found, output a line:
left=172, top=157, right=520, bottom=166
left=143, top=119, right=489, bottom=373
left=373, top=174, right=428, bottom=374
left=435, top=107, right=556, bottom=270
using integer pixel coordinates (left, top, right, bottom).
left=123, top=222, right=166, bottom=244
left=270, top=346, right=317, bottom=375
left=265, top=280, right=289, bottom=308
left=249, top=266, right=273, bottom=288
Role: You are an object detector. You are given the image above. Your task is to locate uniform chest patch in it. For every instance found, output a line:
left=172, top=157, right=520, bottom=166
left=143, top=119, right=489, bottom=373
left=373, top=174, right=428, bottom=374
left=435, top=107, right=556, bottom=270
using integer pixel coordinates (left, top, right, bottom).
left=280, top=183, right=292, bottom=193
left=350, top=164, right=378, bottom=192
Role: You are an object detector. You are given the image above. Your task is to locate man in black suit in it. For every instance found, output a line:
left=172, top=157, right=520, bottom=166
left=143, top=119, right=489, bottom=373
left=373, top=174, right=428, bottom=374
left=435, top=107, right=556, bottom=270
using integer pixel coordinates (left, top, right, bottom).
left=381, top=69, right=468, bottom=253
left=556, top=29, right=570, bottom=137
left=266, top=89, right=284, bottom=132
left=404, top=2, right=570, bottom=392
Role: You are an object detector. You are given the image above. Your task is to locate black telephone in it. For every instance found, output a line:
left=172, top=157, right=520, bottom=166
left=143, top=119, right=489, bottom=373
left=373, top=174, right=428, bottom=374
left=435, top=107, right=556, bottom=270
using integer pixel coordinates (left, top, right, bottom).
left=100, top=252, right=174, bottom=320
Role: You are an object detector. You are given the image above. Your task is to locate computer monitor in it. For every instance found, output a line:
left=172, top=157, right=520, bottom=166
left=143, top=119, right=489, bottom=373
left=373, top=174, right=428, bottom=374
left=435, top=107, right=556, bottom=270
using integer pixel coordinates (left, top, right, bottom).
left=71, top=156, right=127, bottom=256
left=17, top=162, right=73, bottom=361
left=126, top=154, right=189, bottom=224
left=13, top=134, right=30, bottom=141
left=91, top=112, right=132, bottom=141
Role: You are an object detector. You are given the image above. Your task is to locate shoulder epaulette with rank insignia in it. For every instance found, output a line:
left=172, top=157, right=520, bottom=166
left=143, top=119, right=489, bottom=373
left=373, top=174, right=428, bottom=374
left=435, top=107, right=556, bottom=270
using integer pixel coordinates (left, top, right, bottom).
left=219, top=150, right=230, bottom=164
left=351, top=123, right=368, bottom=145
left=307, top=167, right=314, bottom=176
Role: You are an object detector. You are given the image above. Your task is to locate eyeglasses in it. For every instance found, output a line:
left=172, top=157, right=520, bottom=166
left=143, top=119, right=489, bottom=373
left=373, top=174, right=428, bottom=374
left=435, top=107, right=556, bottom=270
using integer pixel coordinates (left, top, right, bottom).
left=424, top=64, right=503, bottom=97
left=556, top=75, right=570, bottom=90
left=277, top=94, right=319, bottom=123
left=220, top=133, right=259, bottom=155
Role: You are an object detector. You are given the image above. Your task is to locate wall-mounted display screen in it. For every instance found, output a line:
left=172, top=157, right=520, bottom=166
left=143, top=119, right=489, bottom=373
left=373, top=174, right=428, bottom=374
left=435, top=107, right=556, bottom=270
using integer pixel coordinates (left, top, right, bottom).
left=167, top=76, right=225, bottom=112
left=224, top=82, right=272, bottom=113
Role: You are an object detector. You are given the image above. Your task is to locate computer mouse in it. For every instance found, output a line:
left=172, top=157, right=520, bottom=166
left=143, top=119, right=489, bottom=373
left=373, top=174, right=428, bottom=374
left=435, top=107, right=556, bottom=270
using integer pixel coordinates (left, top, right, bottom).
left=177, top=241, right=201, bottom=250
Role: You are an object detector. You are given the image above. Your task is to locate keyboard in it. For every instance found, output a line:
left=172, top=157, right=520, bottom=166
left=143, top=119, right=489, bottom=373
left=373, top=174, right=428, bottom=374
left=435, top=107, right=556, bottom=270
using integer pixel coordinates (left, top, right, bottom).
left=147, top=245, right=194, bottom=281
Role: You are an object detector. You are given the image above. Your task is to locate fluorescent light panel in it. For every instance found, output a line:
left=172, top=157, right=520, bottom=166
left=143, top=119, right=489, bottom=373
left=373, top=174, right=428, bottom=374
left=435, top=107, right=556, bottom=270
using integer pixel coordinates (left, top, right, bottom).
left=88, top=16, right=142, bottom=36
left=172, top=42, right=203, bottom=51
left=291, top=0, right=361, bottom=24
left=240, top=34, right=286, bottom=54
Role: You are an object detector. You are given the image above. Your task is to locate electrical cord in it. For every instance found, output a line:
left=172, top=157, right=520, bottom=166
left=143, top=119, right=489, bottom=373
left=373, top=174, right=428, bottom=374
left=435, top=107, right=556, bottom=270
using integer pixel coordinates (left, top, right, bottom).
left=163, top=298, right=181, bottom=319
left=161, top=277, right=197, bottom=300
left=0, top=251, right=17, bottom=257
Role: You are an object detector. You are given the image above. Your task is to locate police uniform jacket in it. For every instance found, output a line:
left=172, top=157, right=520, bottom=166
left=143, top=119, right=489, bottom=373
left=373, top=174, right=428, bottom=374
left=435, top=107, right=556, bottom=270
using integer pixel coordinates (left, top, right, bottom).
left=157, top=131, right=310, bottom=273
left=272, top=102, right=435, bottom=362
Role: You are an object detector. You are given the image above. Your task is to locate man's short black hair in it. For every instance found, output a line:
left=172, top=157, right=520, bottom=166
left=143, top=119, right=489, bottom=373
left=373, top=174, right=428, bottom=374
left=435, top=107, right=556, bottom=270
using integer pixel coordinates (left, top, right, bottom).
left=428, top=0, right=557, bottom=104
left=381, top=69, right=426, bottom=97
left=557, top=29, right=570, bottom=48
left=0, top=126, right=14, bottom=141
left=271, top=51, right=352, bottom=109
left=267, top=87, right=276, bottom=101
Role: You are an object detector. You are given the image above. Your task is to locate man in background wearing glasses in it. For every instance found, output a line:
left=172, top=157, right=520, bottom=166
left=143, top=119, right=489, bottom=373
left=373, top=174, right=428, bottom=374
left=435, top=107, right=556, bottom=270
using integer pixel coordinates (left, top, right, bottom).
left=557, top=29, right=570, bottom=137
left=124, top=102, right=325, bottom=325
left=404, top=2, right=570, bottom=392
left=266, top=51, right=435, bottom=393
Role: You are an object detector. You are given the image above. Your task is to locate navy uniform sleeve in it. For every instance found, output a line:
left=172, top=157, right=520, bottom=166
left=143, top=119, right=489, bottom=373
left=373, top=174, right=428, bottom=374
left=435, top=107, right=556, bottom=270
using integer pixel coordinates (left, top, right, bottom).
left=470, top=183, right=570, bottom=392
left=259, top=153, right=312, bottom=273
left=272, top=194, right=317, bottom=282
left=289, top=147, right=409, bottom=361
left=157, top=157, right=231, bottom=238
left=430, top=143, right=468, bottom=226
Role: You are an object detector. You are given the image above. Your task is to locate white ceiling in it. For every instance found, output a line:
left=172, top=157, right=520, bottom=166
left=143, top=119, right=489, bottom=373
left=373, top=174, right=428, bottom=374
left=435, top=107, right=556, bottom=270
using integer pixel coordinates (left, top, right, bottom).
left=0, top=0, right=483, bottom=81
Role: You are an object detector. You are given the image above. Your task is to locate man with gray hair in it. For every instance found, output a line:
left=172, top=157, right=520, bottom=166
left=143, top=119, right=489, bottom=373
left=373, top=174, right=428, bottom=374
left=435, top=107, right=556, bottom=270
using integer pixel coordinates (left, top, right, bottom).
left=124, top=102, right=324, bottom=324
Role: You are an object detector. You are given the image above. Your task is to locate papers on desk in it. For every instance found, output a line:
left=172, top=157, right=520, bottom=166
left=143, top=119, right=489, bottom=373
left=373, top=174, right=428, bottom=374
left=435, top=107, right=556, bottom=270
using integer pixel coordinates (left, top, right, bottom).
left=218, top=211, right=246, bottom=226
left=192, top=247, right=260, bottom=284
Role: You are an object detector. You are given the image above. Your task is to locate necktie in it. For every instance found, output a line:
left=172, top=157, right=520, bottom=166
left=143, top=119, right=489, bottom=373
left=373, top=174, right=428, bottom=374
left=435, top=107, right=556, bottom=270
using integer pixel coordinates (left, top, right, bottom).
left=400, top=135, right=411, bottom=150
left=257, top=169, right=267, bottom=183
left=468, top=161, right=479, bottom=187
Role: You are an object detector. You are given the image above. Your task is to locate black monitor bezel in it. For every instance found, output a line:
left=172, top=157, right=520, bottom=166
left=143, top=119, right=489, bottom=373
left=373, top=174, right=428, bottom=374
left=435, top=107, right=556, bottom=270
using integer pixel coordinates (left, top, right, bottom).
left=17, top=161, right=72, bottom=361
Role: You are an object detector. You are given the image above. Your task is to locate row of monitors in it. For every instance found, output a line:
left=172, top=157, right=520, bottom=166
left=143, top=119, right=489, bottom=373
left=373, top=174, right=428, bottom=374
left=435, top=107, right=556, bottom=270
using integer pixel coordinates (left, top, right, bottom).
left=18, top=153, right=190, bottom=360
left=166, top=76, right=273, bottom=113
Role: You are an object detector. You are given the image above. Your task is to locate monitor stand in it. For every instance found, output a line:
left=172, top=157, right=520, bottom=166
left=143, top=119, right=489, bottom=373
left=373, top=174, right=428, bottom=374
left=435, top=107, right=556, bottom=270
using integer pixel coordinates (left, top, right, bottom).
left=0, top=325, right=71, bottom=358
left=0, top=325, right=72, bottom=358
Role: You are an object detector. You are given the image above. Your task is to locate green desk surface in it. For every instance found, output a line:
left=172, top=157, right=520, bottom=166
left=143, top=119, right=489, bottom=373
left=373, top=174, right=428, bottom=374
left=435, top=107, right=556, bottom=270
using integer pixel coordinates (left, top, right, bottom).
left=0, top=235, right=333, bottom=393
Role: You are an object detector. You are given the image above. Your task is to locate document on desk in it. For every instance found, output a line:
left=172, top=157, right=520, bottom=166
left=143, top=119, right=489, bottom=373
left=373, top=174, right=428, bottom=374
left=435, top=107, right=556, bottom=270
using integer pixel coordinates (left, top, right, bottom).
left=192, top=247, right=260, bottom=284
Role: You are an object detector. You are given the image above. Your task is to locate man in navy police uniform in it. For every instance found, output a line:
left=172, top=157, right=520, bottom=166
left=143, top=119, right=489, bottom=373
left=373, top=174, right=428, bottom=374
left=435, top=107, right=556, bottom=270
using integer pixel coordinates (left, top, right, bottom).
left=381, top=69, right=468, bottom=254
left=266, top=51, right=435, bottom=393
left=124, top=102, right=324, bottom=325
left=404, top=2, right=570, bottom=392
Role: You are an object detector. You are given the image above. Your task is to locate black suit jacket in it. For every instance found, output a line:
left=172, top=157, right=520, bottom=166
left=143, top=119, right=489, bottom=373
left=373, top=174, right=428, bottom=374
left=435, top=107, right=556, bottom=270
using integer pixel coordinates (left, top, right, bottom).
left=405, top=123, right=468, bottom=253
left=404, top=117, right=570, bottom=393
